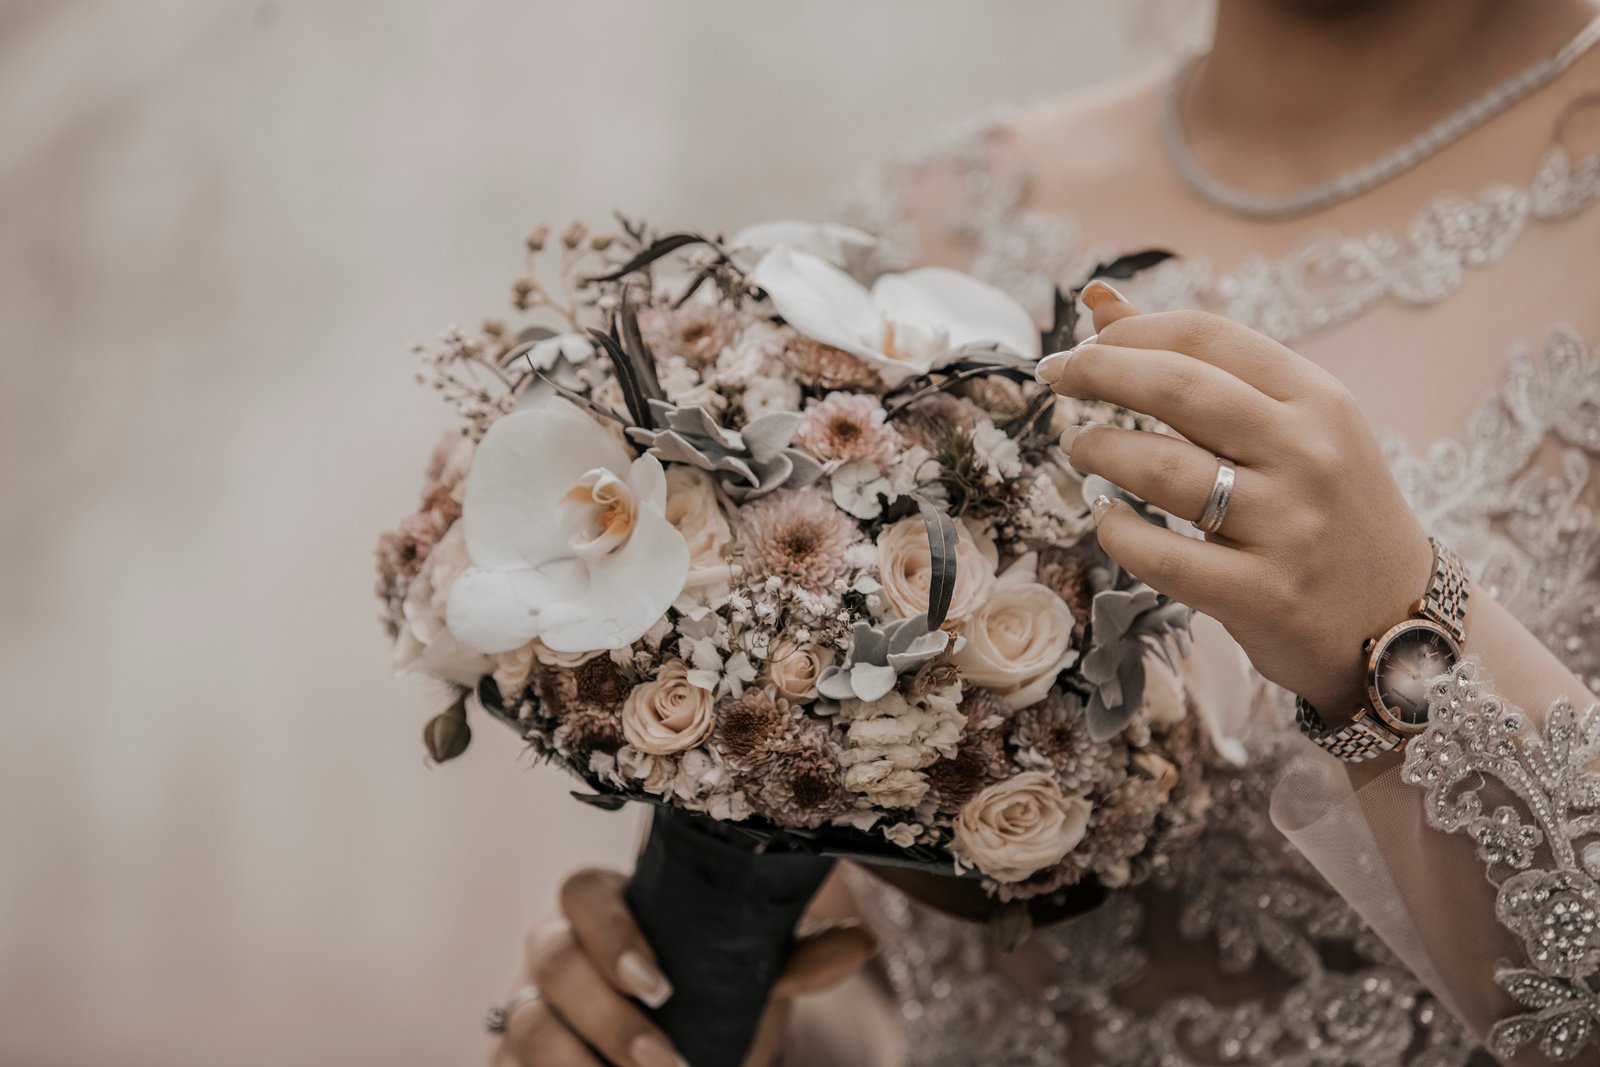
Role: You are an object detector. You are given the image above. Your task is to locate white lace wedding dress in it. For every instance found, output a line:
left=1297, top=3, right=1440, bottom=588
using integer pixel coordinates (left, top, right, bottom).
left=825, top=78, right=1600, bottom=1066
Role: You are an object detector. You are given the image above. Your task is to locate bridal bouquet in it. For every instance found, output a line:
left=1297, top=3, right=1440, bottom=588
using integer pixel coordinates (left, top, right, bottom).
left=376, top=217, right=1206, bottom=1063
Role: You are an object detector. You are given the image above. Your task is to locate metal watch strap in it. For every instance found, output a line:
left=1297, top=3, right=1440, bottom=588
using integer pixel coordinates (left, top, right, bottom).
left=1294, top=697, right=1401, bottom=762
left=1297, top=538, right=1469, bottom=761
left=1417, top=537, right=1469, bottom=644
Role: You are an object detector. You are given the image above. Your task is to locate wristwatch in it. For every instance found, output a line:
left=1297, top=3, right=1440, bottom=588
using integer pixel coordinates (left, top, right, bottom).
left=1295, top=538, right=1470, bottom=762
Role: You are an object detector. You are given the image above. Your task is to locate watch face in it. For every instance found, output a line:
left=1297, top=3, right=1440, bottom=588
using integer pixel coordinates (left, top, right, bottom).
left=1371, top=623, right=1460, bottom=726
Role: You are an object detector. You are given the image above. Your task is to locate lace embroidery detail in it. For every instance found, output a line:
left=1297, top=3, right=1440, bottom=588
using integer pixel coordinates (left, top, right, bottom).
left=1385, top=327, right=1600, bottom=697
left=850, top=725, right=1478, bottom=1066
left=1402, top=659, right=1600, bottom=1061
left=835, top=106, right=1600, bottom=1067
left=841, top=118, right=1600, bottom=345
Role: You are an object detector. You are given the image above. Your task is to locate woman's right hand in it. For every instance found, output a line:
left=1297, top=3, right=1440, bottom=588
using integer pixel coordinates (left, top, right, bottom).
left=491, top=867, right=877, bottom=1067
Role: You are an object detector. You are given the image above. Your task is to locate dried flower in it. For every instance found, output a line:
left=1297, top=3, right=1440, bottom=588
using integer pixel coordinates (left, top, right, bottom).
left=715, top=688, right=796, bottom=770
left=785, top=337, right=882, bottom=391
left=641, top=305, right=736, bottom=370
left=899, top=394, right=987, bottom=447
left=746, top=728, right=849, bottom=828
left=1009, top=690, right=1123, bottom=795
left=794, top=392, right=902, bottom=467
left=926, top=728, right=1010, bottom=814
left=553, top=706, right=625, bottom=756
left=1083, top=779, right=1165, bottom=888
left=738, top=489, right=860, bottom=594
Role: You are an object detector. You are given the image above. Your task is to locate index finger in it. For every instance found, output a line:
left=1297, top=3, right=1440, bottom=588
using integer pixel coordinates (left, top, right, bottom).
left=1096, top=307, right=1329, bottom=402
left=559, top=867, right=673, bottom=1009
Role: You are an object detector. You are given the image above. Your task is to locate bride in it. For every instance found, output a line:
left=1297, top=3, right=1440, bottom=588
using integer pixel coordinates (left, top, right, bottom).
left=492, top=0, right=1600, bottom=1063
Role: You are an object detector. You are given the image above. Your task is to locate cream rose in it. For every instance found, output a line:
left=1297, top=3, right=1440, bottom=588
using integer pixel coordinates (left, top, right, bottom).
left=622, top=660, right=715, bottom=755
left=664, top=465, right=734, bottom=588
left=953, top=772, right=1092, bottom=883
left=876, top=517, right=998, bottom=625
left=953, top=562, right=1078, bottom=710
left=767, top=642, right=835, bottom=701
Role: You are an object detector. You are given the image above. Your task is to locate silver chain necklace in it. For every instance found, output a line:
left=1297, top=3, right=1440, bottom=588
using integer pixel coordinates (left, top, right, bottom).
left=1163, top=13, right=1600, bottom=220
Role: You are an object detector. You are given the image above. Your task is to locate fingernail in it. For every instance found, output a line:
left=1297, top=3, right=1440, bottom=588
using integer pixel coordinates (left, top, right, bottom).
left=1081, top=280, right=1127, bottom=310
left=1034, top=335, right=1095, bottom=385
left=618, top=951, right=673, bottom=1008
left=630, top=1032, right=687, bottom=1067
left=1034, top=351, right=1070, bottom=384
left=1091, top=494, right=1113, bottom=522
left=1058, top=424, right=1084, bottom=455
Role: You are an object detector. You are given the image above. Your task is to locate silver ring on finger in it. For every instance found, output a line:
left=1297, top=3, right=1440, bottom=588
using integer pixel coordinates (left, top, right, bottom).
left=1197, top=458, right=1236, bottom=535
left=486, top=986, right=541, bottom=1035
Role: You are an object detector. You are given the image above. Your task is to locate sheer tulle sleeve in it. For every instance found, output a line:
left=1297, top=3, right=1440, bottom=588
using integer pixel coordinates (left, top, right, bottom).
left=1274, top=597, right=1600, bottom=1064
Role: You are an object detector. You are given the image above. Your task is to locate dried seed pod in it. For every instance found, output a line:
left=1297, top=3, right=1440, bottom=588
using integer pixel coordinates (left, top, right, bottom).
left=424, top=699, right=471, bottom=762
left=525, top=225, right=550, bottom=252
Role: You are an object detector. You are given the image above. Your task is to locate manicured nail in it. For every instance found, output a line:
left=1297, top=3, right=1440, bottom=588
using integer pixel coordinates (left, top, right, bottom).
left=1035, top=335, right=1096, bottom=385
left=1035, top=351, right=1070, bottom=384
left=1081, top=280, right=1127, bottom=310
left=1059, top=424, right=1084, bottom=455
left=630, top=1032, right=687, bottom=1067
left=618, top=951, right=673, bottom=1008
left=1091, top=494, right=1113, bottom=522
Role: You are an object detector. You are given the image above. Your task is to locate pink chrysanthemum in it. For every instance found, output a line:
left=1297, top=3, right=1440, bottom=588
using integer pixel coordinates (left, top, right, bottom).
left=794, top=391, right=903, bottom=467
left=640, top=305, right=735, bottom=369
left=785, top=338, right=881, bottom=391
left=738, top=490, right=859, bottom=592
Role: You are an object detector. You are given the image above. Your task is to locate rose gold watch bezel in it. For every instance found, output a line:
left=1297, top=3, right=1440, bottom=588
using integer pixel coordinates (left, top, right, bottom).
left=1363, top=617, right=1461, bottom=736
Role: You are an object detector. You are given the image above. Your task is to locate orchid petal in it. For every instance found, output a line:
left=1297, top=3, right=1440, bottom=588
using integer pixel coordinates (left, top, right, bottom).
left=403, top=626, right=493, bottom=687
left=462, top=405, right=629, bottom=569
left=752, top=246, right=886, bottom=362
left=445, top=565, right=559, bottom=654
left=537, top=504, right=689, bottom=652
left=871, top=267, right=1040, bottom=358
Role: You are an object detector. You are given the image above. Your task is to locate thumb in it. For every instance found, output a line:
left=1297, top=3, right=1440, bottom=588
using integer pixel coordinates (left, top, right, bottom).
left=770, top=921, right=879, bottom=999
left=1081, top=278, right=1140, bottom=332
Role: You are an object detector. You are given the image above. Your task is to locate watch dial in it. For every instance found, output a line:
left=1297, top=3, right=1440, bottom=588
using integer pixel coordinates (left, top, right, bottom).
left=1375, top=627, right=1458, bottom=725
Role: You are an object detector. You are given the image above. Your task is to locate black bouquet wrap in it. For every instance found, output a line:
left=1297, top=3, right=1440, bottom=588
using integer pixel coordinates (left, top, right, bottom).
left=625, top=806, right=836, bottom=1067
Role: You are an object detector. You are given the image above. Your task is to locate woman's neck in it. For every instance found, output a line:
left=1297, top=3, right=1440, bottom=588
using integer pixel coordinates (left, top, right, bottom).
left=1185, top=0, right=1598, bottom=190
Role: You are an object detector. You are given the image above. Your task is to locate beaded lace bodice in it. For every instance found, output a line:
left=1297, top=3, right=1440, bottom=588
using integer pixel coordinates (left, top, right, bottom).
left=836, top=110, right=1600, bottom=1066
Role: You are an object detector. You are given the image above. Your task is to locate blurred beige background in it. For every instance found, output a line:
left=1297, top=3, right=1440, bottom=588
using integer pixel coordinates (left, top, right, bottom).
left=0, top=2, right=1161, bottom=1063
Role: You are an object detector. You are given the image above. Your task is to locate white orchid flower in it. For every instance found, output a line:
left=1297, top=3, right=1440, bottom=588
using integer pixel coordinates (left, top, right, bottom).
left=728, top=221, right=904, bottom=283
left=751, top=246, right=1040, bottom=385
left=446, top=399, right=689, bottom=654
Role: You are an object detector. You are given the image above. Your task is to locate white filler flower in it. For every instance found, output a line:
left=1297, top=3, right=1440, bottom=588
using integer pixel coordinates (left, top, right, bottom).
left=446, top=399, right=689, bottom=654
left=752, top=245, right=1040, bottom=385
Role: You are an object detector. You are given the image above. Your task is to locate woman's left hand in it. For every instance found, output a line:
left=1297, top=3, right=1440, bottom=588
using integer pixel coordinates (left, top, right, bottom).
left=1036, top=280, right=1437, bottom=719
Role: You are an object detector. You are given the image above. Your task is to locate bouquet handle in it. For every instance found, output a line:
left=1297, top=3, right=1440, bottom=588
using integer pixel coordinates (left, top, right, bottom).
left=624, top=807, right=835, bottom=1067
